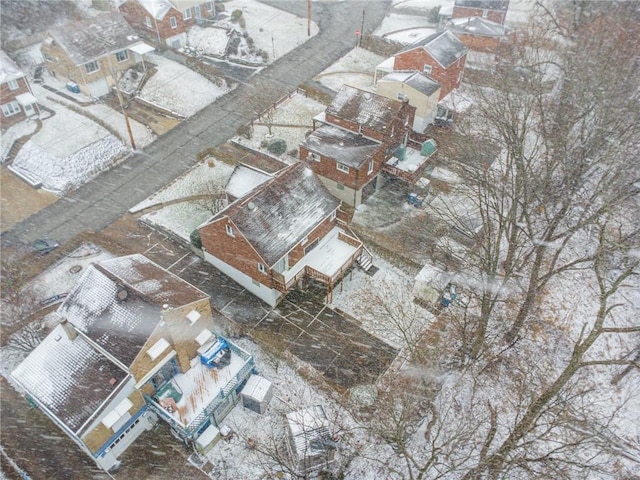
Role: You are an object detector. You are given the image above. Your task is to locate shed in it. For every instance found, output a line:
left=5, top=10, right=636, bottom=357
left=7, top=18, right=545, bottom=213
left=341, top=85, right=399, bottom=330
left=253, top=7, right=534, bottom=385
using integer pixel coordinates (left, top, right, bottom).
left=241, top=375, right=273, bottom=414
left=286, top=405, right=337, bottom=475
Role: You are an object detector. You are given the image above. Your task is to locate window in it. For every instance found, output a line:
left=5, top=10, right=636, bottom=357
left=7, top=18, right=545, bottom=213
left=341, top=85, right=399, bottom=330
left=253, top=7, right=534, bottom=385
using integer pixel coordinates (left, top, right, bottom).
left=337, top=163, right=349, bottom=173
left=1, top=101, right=21, bottom=117
left=170, top=16, right=177, bottom=29
left=310, top=152, right=320, bottom=162
left=482, top=9, right=489, bottom=18
left=206, top=1, right=214, bottom=12
left=368, top=158, right=374, bottom=174
left=257, top=263, right=267, bottom=274
left=194, top=6, right=202, bottom=19
left=423, top=64, right=432, bottom=75
left=115, top=50, right=128, bottom=62
left=225, top=224, right=234, bottom=236
left=145, top=16, right=152, bottom=28
left=7, top=79, right=19, bottom=91
left=397, top=92, right=406, bottom=101
left=183, top=8, right=192, bottom=20
left=85, top=61, right=99, bottom=73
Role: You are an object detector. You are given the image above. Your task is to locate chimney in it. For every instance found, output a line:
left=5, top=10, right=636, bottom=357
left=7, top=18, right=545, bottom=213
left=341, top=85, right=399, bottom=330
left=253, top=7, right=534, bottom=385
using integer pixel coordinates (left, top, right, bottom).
left=60, top=319, right=78, bottom=341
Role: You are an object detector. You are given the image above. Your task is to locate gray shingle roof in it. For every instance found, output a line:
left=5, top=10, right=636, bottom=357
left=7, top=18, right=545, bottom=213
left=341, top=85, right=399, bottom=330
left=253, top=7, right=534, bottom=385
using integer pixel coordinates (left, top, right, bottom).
left=221, top=163, right=340, bottom=267
left=11, top=323, right=128, bottom=435
left=326, top=85, right=405, bottom=133
left=454, top=0, right=510, bottom=11
left=45, top=12, right=141, bottom=66
left=379, top=71, right=441, bottom=96
left=400, top=30, right=468, bottom=68
left=57, top=254, right=208, bottom=367
left=450, top=17, right=508, bottom=37
left=302, top=124, right=379, bottom=169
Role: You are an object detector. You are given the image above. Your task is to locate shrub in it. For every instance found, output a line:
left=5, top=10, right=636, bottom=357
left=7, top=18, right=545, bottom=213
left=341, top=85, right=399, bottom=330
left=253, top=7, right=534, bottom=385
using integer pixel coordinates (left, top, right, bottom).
left=267, top=138, right=287, bottom=156
left=231, top=9, right=243, bottom=22
left=238, top=124, right=253, bottom=139
left=259, top=49, right=269, bottom=62
left=288, top=148, right=298, bottom=157
left=260, top=139, right=268, bottom=148
left=190, top=229, right=202, bottom=249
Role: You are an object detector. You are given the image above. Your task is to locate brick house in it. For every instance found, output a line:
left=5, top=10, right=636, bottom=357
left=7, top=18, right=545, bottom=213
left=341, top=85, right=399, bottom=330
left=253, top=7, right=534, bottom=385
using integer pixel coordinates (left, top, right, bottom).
left=376, top=71, right=441, bottom=132
left=301, top=85, right=437, bottom=207
left=199, top=162, right=372, bottom=307
left=452, top=0, right=510, bottom=25
left=41, top=13, right=152, bottom=98
left=448, top=16, right=509, bottom=53
left=119, top=0, right=216, bottom=48
left=12, top=255, right=254, bottom=472
left=383, top=31, right=469, bottom=100
left=0, top=50, right=39, bottom=128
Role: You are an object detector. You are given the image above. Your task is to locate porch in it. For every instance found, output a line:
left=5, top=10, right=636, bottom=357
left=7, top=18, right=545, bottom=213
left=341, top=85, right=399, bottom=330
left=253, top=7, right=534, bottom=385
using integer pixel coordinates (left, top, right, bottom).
left=383, top=139, right=437, bottom=184
left=272, top=227, right=362, bottom=293
left=144, top=337, right=254, bottom=441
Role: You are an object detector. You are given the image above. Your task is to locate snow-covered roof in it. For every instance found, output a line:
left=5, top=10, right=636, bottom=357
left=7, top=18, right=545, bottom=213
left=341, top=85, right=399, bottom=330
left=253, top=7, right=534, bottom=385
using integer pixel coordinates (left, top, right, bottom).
left=450, top=17, right=509, bottom=37
left=133, top=0, right=204, bottom=20
left=287, top=405, right=332, bottom=460
left=326, top=85, right=407, bottom=133
left=0, top=50, right=25, bottom=84
left=57, top=254, right=208, bottom=367
left=225, top=163, right=272, bottom=200
left=302, top=124, right=380, bottom=169
left=399, top=31, right=468, bottom=68
left=379, top=71, right=441, bottom=97
left=11, top=323, right=128, bottom=436
left=44, top=12, right=142, bottom=66
left=208, top=163, right=340, bottom=267
left=454, top=0, right=510, bottom=11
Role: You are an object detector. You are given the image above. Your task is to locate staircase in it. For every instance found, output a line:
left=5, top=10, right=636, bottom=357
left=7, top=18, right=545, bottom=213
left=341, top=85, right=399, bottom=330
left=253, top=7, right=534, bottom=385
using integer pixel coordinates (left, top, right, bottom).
left=357, top=247, right=373, bottom=272
left=3, top=118, right=42, bottom=165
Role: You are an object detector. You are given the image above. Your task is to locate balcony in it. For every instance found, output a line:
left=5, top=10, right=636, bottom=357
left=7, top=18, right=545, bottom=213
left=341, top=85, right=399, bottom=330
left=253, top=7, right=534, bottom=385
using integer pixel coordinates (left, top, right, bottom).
left=272, top=227, right=362, bottom=293
left=145, top=337, right=254, bottom=440
left=383, top=139, right=436, bottom=184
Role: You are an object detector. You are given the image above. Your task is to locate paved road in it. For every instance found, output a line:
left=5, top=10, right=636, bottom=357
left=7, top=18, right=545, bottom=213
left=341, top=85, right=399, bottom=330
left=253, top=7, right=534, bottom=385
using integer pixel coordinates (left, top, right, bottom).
left=2, top=1, right=391, bottom=248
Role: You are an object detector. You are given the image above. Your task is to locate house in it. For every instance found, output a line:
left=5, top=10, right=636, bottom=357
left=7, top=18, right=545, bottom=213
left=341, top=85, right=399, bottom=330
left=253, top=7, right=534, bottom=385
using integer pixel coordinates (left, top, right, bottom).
left=286, top=405, right=337, bottom=476
left=301, top=85, right=437, bottom=207
left=448, top=16, right=510, bottom=53
left=41, top=13, right=153, bottom=98
left=12, top=254, right=254, bottom=472
left=377, top=31, right=468, bottom=100
left=452, top=0, right=510, bottom=25
left=119, top=0, right=216, bottom=48
left=0, top=50, right=39, bottom=127
left=376, top=71, right=441, bottom=132
left=199, top=162, right=372, bottom=307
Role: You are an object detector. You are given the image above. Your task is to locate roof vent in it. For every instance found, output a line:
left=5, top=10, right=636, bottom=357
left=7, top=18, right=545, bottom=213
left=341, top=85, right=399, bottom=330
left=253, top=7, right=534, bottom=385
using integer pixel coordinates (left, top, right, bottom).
left=117, top=288, right=128, bottom=301
left=247, top=202, right=257, bottom=211
left=363, top=92, right=372, bottom=100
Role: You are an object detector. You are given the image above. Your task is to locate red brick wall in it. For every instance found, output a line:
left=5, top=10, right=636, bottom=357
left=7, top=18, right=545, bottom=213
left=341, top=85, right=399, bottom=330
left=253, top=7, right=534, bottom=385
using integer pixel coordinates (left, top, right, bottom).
left=394, top=48, right=466, bottom=99
left=1, top=77, right=29, bottom=126
left=288, top=216, right=336, bottom=266
left=119, top=1, right=207, bottom=43
left=454, top=32, right=502, bottom=53
left=199, top=218, right=270, bottom=285
left=452, top=6, right=506, bottom=25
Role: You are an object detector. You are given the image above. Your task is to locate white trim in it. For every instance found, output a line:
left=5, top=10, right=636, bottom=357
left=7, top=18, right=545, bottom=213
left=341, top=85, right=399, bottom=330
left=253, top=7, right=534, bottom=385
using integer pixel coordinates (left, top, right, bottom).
left=7, top=79, right=19, bottom=91
left=337, top=163, right=349, bottom=173
left=183, top=8, right=192, bottom=20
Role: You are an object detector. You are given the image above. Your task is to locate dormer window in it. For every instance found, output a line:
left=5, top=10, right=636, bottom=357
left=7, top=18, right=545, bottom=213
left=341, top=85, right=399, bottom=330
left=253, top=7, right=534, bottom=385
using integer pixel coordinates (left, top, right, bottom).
left=225, top=224, right=234, bottom=237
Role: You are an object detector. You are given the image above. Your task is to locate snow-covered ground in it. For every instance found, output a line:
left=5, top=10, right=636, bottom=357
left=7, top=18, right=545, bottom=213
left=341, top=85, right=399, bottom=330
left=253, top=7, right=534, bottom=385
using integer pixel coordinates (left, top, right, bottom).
left=234, top=90, right=326, bottom=163
left=373, top=13, right=436, bottom=44
left=187, top=25, right=231, bottom=57
left=140, top=53, right=230, bottom=117
left=314, top=47, right=384, bottom=92
left=215, top=0, right=319, bottom=64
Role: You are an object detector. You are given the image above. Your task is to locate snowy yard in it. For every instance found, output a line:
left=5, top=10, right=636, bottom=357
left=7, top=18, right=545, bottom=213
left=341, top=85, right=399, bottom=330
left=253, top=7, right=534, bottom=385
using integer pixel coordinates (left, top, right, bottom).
left=214, top=0, right=319, bottom=64
left=373, top=13, right=437, bottom=45
left=187, top=25, right=231, bottom=57
left=233, top=90, right=326, bottom=163
left=139, top=53, right=230, bottom=117
left=132, top=160, right=234, bottom=241
left=314, top=47, right=384, bottom=92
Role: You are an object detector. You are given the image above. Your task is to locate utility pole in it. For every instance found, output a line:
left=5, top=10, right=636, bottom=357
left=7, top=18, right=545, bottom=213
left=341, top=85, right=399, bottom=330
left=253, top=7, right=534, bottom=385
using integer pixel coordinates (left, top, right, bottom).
left=307, top=0, right=311, bottom=37
left=111, top=65, right=136, bottom=150
left=359, top=9, right=365, bottom=48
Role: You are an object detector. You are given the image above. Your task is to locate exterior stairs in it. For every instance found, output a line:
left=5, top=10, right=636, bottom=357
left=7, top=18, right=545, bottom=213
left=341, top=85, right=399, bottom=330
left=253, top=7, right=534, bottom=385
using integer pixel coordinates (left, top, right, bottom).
left=357, top=247, right=373, bottom=272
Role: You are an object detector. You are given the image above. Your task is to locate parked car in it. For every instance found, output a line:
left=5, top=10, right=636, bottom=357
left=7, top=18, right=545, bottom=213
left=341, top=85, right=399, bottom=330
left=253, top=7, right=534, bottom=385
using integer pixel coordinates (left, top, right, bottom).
left=32, top=238, right=59, bottom=255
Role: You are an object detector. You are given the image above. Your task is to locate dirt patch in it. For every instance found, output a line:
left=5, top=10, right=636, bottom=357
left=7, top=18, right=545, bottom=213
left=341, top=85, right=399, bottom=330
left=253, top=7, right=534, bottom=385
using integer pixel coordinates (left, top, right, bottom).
left=0, top=167, right=58, bottom=233
left=102, top=92, right=181, bottom=136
